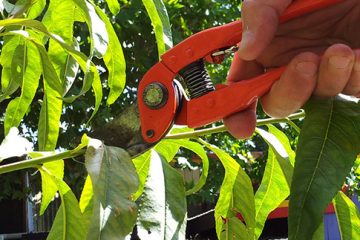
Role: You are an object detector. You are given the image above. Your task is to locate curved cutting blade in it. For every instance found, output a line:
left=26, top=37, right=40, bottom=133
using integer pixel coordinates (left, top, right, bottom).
left=89, top=103, right=156, bottom=158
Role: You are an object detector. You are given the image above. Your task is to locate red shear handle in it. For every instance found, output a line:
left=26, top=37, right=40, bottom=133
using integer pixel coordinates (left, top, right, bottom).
left=139, top=0, right=345, bottom=144
left=161, top=0, right=345, bottom=74
left=175, top=68, right=286, bottom=127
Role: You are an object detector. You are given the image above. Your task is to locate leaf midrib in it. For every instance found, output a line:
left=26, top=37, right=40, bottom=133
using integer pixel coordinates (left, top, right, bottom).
left=293, top=100, right=334, bottom=239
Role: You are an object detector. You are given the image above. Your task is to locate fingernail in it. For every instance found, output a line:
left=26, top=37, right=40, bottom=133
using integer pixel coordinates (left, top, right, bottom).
left=329, top=56, right=352, bottom=69
left=296, top=62, right=317, bottom=76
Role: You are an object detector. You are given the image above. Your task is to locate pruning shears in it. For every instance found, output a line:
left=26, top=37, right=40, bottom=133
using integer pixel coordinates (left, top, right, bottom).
left=91, top=0, right=345, bottom=158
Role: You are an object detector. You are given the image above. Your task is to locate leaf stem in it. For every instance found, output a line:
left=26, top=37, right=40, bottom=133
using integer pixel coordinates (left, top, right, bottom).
left=286, top=118, right=301, bottom=134
left=0, top=148, right=86, bottom=175
left=165, top=110, right=305, bottom=140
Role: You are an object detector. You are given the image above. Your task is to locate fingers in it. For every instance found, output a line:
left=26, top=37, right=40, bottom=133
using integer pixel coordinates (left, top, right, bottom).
left=238, top=0, right=292, bottom=60
left=228, top=52, right=263, bottom=83
left=261, top=52, right=319, bottom=118
left=224, top=101, right=258, bottom=139
left=344, top=50, right=360, bottom=96
left=224, top=53, right=263, bottom=139
left=315, top=44, right=355, bottom=97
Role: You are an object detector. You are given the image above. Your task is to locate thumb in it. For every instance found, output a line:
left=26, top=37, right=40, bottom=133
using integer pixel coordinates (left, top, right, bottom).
left=238, top=0, right=292, bottom=60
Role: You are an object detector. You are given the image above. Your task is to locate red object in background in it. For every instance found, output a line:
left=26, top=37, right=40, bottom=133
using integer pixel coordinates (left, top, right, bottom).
left=236, top=200, right=336, bottom=221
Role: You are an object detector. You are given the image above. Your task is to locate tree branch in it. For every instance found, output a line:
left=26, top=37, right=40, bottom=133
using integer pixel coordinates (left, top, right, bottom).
left=0, top=148, right=86, bottom=175
left=165, top=110, right=305, bottom=140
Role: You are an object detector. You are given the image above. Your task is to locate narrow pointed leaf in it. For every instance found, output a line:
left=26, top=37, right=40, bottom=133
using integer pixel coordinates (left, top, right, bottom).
left=85, top=139, right=138, bottom=239
left=0, top=38, right=25, bottom=102
left=39, top=159, right=64, bottom=215
left=42, top=0, right=80, bottom=96
left=0, top=35, right=23, bottom=91
left=105, top=0, right=120, bottom=15
left=254, top=126, right=294, bottom=238
left=4, top=41, right=41, bottom=134
left=202, top=141, right=255, bottom=239
left=254, top=147, right=290, bottom=238
left=289, top=97, right=360, bottom=240
left=41, top=169, right=86, bottom=240
left=137, top=150, right=187, bottom=239
left=73, top=0, right=108, bottom=58
left=267, top=124, right=296, bottom=166
left=94, top=3, right=126, bottom=105
left=37, top=44, right=63, bottom=151
left=333, top=191, right=360, bottom=240
left=133, top=151, right=151, bottom=200
left=158, top=139, right=209, bottom=195
left=79, top=175, right=94, bottom=233
left=0, top=20, right=101, bottom=118
left=142, top=0, right=173, bottom=57
left=27, top=0, right=46, bottom=19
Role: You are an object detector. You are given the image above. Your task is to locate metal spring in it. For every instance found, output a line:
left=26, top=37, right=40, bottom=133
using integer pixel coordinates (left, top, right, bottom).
left=179, top=60, right=215, bottom=99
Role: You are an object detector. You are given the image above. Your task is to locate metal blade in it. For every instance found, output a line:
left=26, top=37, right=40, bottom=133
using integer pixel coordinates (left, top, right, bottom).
left=89, top=103, right=156, bottom=158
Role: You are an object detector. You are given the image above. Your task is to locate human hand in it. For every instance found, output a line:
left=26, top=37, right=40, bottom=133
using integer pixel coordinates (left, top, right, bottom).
left=224, top=0, right=360, bottom=139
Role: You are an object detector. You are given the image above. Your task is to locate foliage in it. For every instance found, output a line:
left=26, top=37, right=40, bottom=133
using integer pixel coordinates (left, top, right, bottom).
left=0, top=1, right=359, bottom=240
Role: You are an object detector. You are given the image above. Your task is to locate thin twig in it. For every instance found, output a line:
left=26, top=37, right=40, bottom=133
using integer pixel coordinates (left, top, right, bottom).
left=0, top=149, right=86, bottom=175
left=165, top=110, right=305, bottom=140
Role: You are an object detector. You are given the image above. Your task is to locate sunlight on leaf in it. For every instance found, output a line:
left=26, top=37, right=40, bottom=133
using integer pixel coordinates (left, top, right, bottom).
left=201, top=140, right=255, bottom=239
left=142, top=0, right=173, bottom=57
left=39, top=159, right=64, bottom=215
left=42, top=168, right=86, bottom=240
left=333, top=191, right=360, bottom=240
left=4, top=41, right=42, bottom=134
left=94, top=3, right=126, bottom=105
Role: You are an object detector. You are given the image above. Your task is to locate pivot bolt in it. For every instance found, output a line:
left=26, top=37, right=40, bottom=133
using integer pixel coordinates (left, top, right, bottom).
left=146, top=130, right=155, bottom=138
left=143, top=82, right=168, bottom=109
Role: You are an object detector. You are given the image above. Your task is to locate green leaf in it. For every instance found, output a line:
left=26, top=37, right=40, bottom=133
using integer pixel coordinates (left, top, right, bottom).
left=94, top=3, right=126, bottom=105
left=4, top=41, right=42, bottom=134
left=85, top=139, right=138, bottom=239
left=202, top=141, right=255, bottom=239
left=0, top=36, right=25, bottom=102
left=27, top=0, right=46, bottom=19
left=73, top=0, right=108, bottom=58
left=267, top=124, right=296, bottom=166
left=289, top=97, right=360, bottom=240
left=79, top=175, right=93, bottom=213
left=36, top=43, right=63, bottom=151
left=0, top=20, right=102, bottom=119
left=254, top=126, right=294, bottom=238
left=137, top=150, right=187, bottom=239
left=39, top=159, right=64, bottom=215
left=312, top=221, right=324, bottom=240
left=333, top=191, right=360, bottom=240
left=253, top=147, right=290, bottom=238
left=142, top=0, right=173, bottom=57
left=105, top=0, right=120, bottom=15
left=256, top=127, right=293, bottom=186
left=42, top=0, right=80, bottom=96
left=41, top=169, right=86, bottom=240
left=154, top=127, right=194, bottom=162
left=132, top=151, right=151, bottom=200
left=158, top=139, right=209, bottom=195
left=79, top=175, right=94, bottom=233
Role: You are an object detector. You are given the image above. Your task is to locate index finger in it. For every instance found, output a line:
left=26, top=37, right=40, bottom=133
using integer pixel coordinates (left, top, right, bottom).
left=238, top=0, right=292, bottom=60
